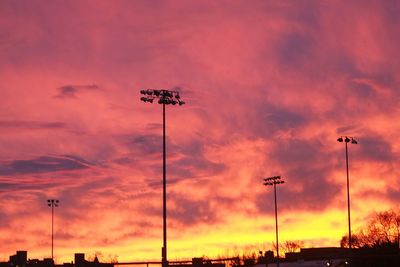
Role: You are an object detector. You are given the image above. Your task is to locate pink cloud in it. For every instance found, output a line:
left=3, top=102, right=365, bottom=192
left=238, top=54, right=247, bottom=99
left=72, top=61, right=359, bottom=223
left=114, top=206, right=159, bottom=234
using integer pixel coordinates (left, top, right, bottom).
left=1, top=0, right=400, bottom=263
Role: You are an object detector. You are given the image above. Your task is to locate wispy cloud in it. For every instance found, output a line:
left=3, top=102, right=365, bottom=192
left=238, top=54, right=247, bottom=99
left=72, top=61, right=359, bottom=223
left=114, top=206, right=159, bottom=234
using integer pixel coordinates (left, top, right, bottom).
left=54, top=85, right=100, bottom=99
left=0, top=155, right=92, bottom=176
left=0, top=120, right=66, bottom=129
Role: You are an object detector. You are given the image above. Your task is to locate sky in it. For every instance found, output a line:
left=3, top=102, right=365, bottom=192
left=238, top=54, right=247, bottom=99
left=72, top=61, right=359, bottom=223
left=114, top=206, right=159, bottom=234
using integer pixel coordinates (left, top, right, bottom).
left=0, top=0, right=400, bottom=263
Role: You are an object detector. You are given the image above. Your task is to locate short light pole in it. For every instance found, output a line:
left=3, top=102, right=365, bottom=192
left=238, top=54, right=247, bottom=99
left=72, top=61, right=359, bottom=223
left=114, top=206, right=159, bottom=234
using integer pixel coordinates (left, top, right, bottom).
left=140, top=89, right=185, bottom=267
left=337, top=136, right=357, bottom=250
left=47, top=199, right=59, bottom=260
left=263, top=176, right=285, bottom=267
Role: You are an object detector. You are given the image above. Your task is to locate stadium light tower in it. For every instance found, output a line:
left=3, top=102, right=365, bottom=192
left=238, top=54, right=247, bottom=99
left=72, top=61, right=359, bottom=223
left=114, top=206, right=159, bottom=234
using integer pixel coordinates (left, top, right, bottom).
left=140, top=89, right=185, bottom=267
left=47, top=199, right=59, bottom=260
left=337, top=136, right=358, bottom=250
left=263, top=176, right=285, bottom=267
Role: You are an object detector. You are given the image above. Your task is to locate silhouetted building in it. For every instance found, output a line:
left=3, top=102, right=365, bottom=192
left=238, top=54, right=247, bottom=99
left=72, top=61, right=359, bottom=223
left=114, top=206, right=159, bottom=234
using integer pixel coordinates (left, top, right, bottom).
left=10, top=251, right=28, bottom=267
left=285, top=247, right=348, bottom=261
left=27, top=259, right=54, bottom=267
left=284, top=247, right=400, bottom=267
left=169, top=257, right=226, bottom=267
left=256, top=251, right=274, bottom=265
left=0, top=252, right=113, bottom=267
left=74, top=254, right=113, bottom=267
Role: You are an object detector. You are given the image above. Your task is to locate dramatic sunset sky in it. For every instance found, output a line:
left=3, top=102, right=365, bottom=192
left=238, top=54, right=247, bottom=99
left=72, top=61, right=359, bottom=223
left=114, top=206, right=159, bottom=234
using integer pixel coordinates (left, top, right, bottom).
left=1, top=0, right=399, bottom=263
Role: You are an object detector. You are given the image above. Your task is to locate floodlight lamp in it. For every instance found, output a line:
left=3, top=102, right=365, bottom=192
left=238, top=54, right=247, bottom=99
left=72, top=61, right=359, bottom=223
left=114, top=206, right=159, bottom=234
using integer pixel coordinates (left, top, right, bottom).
left=351, top=138, right=357, bottom=144
left=175, top=93, right=180, bottom=99
left=140, top=90, right=146, bottom=95
left=337, top=137, right=343, bottom=142
left=146, top=89, right=153, bottom=95
left=140, top=97, right=147, bottom=102
left=56, top=200, right=59, bottom=203
left=345, top=137, right=351, bottom=143
left=48, top=200, right=51, bottom=203
left=178, top=100, right=185, bottom=106
left=48, top=204, right=51, bottom=207
left=281, top=181, right=285, bottom=184
left=148, top=98, right=154, bottom=103
left=154, top=90, right=161, bottom=96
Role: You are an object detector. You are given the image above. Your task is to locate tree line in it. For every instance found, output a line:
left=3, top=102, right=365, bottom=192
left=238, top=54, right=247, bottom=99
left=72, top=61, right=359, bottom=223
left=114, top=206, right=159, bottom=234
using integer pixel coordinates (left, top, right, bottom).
left=340, top=209, right=400, bottom=249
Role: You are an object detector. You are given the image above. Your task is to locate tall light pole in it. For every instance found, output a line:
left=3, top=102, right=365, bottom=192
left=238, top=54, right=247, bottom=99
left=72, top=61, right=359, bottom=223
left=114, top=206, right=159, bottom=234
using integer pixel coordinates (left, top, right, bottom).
left=337, top=136, right=357, bottom=250
left=140, top=89, right=185, bottom=267
left=47, top=199, right=59, bottom=260
left=263, top=175, right=285, bottom=267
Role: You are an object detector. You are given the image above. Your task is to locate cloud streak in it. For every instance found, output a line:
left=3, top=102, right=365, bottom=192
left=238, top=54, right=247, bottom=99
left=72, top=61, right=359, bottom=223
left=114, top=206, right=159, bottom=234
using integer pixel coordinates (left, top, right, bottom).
left=54, top=85, right=100, bottom=99
left=0, top=155, right=92, bottom=176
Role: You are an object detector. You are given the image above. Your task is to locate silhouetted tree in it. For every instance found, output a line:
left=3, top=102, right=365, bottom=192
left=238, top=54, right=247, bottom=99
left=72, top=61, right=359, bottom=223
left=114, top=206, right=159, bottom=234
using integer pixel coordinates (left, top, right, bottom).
left=340, top=209, right=400, bottom=249
left=270, top=240, right=304, bottom=257
left=108, top=255, right=118, bottom=264
left=281, top=240, right=304, bottom=253
left=87, top=252, right=118, bottom=263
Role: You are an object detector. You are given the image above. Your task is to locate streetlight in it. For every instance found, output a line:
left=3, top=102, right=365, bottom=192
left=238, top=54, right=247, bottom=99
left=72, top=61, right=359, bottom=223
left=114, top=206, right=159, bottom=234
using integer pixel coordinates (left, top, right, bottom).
left=47, top=199, right=59, bottom=260
left=263, top=175, right=285, bottom=267
left=337, top=136, right=357, bottom=250
left=140, top=89, right=185, bottom=267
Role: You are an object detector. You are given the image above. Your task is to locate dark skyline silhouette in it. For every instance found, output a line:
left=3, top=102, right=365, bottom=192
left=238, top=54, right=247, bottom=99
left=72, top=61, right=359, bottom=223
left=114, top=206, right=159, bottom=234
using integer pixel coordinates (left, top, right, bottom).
left=2, top=247, right=399, bottom=267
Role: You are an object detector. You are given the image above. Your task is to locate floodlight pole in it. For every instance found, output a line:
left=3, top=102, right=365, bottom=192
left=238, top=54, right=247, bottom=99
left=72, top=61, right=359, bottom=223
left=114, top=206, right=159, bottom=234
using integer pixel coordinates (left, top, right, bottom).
left=263, top=176, right=285, bottom=267
left=162, top=100, right=167, bottom=267
left=47, top=199, right=59, bottom=260
left=345, top=140, right=351, bottom=250
left=140, top=89, right=185, bottom=267
left=337, top=136, right=357, bottom=250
